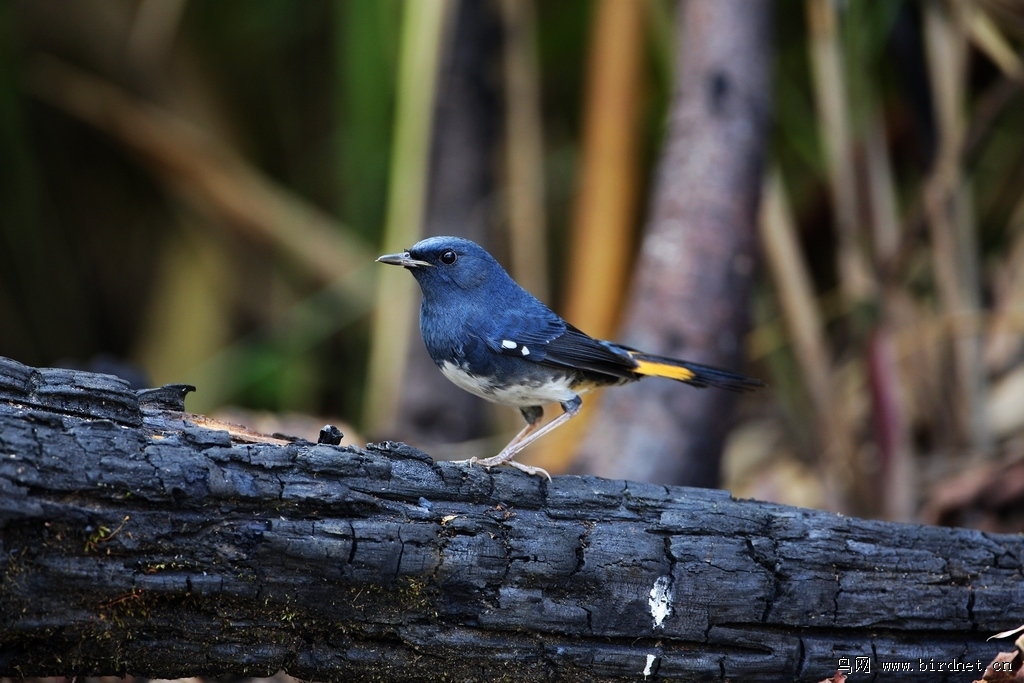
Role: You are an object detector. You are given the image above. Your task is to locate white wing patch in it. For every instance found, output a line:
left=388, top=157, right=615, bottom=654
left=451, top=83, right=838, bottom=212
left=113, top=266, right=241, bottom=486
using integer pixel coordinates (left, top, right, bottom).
left=500, top=339, right=532, bottom=357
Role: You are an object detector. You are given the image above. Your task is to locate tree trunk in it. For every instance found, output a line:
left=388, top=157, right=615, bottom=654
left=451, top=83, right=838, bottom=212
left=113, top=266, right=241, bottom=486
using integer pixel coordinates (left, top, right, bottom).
left=0, top=356, right=1019, bottom=682
left=573, top=0, right=771, bottom=487
left=392, top=0, right=503, bottom=447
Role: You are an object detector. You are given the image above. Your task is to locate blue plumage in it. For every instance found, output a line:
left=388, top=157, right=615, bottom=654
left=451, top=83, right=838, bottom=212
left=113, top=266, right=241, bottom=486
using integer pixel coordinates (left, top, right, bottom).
left=377, top=236, right=762, bottom=479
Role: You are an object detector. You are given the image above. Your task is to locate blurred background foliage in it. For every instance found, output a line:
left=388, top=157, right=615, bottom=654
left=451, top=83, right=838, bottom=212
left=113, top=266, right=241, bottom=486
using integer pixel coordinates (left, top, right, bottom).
left=2, top=0, right=1024, bottom=529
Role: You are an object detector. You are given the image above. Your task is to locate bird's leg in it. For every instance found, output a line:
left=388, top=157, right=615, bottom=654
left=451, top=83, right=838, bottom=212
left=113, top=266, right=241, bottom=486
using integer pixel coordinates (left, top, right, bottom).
left=494, top=406, right=545, bottom=453
left=451, top=406, right=542, bottom=471
left=467, top=396, right=583, bottom=479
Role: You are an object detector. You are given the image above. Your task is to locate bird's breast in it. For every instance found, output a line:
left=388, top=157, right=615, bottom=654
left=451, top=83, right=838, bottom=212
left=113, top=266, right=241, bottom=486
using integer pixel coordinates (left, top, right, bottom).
left=438, top=360, right=580, bottom=408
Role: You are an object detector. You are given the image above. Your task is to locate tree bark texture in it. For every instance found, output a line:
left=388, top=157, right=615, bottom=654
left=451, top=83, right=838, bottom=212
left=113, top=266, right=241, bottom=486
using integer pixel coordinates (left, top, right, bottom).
left=575, top=0, right=771, bottom=487
left=0, top=356, right=1020, bottom=682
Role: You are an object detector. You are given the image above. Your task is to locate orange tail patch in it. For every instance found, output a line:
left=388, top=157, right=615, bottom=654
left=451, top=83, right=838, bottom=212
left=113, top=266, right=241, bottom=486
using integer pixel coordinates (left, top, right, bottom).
left=632, top=357, right=697, bottom=382
left=627, top=351, right=764, bottom=391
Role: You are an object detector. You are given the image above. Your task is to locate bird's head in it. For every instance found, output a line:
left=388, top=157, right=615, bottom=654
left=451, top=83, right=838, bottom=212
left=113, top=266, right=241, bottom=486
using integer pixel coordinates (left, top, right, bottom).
left=377, top=236, right=506, bottom=298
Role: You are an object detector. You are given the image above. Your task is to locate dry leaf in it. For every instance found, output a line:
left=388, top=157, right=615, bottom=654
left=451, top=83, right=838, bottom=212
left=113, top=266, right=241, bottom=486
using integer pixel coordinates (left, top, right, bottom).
left=817, top=672, right=847, bottom=683
left=989, top=624, right=1024, bottom=641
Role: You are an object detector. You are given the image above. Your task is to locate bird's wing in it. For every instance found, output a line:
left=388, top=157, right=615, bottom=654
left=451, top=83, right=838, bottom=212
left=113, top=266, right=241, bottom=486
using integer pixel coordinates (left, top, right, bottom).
left=482, top=311, right=638, bottom=380
left=539, top=324, right=639, bottom=379
left=479, top=307, right=566, bottom=360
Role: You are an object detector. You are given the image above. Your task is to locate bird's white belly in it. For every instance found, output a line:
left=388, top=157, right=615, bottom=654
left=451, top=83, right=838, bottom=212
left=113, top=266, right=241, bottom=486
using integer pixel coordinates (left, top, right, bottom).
left=438, top=361, right=578, bottom=407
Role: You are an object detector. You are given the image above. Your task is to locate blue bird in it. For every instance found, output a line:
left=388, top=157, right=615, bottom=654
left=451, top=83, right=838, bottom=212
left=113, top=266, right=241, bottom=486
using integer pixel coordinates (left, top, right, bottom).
left=378, top=236, right=763, bottom=479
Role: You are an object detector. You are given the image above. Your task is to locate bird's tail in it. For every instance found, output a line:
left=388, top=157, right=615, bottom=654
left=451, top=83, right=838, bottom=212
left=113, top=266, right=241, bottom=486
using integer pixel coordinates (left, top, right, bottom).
left=627, top=351, right=764, bottom=392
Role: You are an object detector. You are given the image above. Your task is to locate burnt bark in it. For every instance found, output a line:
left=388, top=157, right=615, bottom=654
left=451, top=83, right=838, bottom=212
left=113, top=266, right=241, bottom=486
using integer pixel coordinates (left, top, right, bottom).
left=574, top=0, right=771, bottom=486
left=0, top=356, right=1020, bottom=683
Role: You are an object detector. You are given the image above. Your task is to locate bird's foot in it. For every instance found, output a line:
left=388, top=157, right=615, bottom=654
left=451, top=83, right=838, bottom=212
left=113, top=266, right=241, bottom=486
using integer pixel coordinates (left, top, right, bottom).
left=450, top=455, right=551, bottom=481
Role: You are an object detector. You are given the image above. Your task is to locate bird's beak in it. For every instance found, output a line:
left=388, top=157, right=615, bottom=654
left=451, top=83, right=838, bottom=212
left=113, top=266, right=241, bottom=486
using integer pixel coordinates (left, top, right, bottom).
left=376, top=252, right=433, bottom=269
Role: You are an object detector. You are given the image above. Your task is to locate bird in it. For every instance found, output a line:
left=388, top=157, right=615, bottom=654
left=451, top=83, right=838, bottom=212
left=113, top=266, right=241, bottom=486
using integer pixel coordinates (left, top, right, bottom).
left=377, top=236, right=764, bottom=479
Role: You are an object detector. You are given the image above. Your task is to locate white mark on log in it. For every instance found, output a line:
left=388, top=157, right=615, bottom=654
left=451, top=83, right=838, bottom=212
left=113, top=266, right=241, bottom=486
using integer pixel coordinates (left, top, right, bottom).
left=643, top=653, right=657, bottom=679
left=649, top=575, right=673, bottom=628
left=501, top=340, right=517, bottom=349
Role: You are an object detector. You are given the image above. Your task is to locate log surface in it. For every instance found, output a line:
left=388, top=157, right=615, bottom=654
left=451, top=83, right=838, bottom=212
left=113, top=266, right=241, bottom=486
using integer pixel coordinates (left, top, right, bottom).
left=0, top=356, right=1020, bottom=682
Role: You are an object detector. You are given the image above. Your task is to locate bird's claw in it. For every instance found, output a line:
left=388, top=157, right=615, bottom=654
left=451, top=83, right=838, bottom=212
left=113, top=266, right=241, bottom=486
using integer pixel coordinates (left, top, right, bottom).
left=449, top=456, right=551, bottom=481
left=507, top=460, right=551, bottom=480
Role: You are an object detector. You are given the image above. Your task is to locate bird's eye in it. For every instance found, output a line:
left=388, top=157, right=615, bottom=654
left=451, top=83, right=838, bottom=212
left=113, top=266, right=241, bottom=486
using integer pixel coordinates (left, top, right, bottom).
left=440, top=250, right=458, bottom=265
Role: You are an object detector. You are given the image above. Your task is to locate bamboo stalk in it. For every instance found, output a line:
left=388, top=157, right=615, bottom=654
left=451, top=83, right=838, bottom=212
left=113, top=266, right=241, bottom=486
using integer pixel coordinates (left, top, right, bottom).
left=804, top=0, right=878, bottom=512
left=538, top=0, right=645, bottom=473
left=25, top=54, right=383, bottom=409
left=125, top=0, right=188, bottom=71
left=26, top=55, right=374, bottom=289
left=922, top=0, right=990, bottom=453
left=805, top=0, right=875, bottom=305
left=363, top=0, right=453, bottom=435
left=761, top=170, right=833, bottom=414
left=865, top=105, right=916, bottom=522
left=760, top=168, right=859, bottom=511
left=865, top=110, right=900, bottom=263
left=499, top=0, right=549, bottom=302
left=983, top=197, right=1024, bottom=373
left=562, top=0, right=644, bottom=339
left=966, top=3, right=1024, bottom=79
